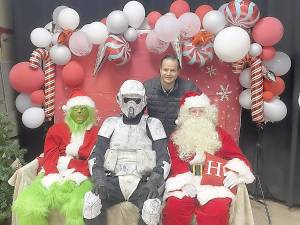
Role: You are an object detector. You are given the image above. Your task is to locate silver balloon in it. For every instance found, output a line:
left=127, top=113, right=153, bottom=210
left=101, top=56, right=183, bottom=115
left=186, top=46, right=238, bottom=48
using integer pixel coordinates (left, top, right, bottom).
left=52, top=6, right=68, bottom=24
left=249, top=43, right=262, bottom=57
left=264, top=99, right=287, bottom=122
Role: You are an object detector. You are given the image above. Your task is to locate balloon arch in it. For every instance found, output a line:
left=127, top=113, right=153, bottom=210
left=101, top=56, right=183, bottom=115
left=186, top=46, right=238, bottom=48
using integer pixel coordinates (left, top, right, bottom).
left=9, top=0, right=290, bottom=131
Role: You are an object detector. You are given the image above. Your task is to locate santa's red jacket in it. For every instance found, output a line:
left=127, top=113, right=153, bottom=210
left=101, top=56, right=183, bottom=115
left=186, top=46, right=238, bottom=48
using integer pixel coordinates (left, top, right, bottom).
left=164, top=127, right=255, bottom=205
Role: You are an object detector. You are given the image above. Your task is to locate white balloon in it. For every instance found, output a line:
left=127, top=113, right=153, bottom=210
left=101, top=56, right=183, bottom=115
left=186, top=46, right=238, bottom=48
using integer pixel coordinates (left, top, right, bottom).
left=264, top=99, right=287, bottom=122
left=264, top=51, right=291, bottom=75
left=106, top=10, right=129, bottom=34
left=69, top=31, right=92, bottom=56
left=22, top=107, right=45, bottom=129
left=145, top=30, right=169, bottom=54
left=57, top=8, right=80, bottom=30
left=218, top=3, right=228, bottom=13
left=123, top=1, right=145, bottom=28
left=178, top=12, right=201, bottom=38
left=52, top=6, right=68, bottom=24
left=44, top=21, right=63, bottom=34
left=83, top=22, right=108, bottom=45
left=239, top=68, right=251, bottom=88
left=214, top=26, right=250, bottom=62
left=50, top=44, right=71, bottom=65
left=52, top=32, right=60, bottom=45
left=249, top=43, right=262, bottom=57
left=30, top=28, right=52, bottom=48
left=154, top=14, right=180, bottom=42
left=15, top=93, right=32, bottom=113
left=124, top=27, right=138, bottom=42
left=203, top=10, right=226, bottom=34
left=239, top=89, right=251, bottom=109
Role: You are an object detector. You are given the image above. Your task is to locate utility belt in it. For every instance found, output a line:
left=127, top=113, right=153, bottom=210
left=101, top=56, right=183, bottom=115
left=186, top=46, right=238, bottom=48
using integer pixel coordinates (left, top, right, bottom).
left=104, top=149, right=156, bottom=176
left=189, top=164, right=203, bottom=176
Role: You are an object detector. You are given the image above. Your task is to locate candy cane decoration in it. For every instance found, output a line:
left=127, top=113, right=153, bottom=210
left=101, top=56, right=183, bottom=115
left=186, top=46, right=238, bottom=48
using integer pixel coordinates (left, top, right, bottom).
left=29, top=48, right=56, bottom=120
left=232, top=55, right=264, bottom=124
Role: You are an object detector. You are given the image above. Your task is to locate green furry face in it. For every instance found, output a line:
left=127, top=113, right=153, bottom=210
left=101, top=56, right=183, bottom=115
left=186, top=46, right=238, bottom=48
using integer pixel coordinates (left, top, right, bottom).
left=65, top=106, right=96, bottom=134
left=70, top=106, right=89, bottom=124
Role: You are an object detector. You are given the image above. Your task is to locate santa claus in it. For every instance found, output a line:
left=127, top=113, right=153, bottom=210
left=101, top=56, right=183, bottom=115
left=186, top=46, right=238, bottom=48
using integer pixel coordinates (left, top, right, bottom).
left=162, top=91, right=255, bottom=225
left=13, top=90, right=99, bottom=225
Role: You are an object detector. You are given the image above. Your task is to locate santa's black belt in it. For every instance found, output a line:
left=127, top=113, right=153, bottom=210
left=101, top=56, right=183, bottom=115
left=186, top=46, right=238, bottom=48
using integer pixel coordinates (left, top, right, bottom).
left=189, top=164, right=203, bottom=176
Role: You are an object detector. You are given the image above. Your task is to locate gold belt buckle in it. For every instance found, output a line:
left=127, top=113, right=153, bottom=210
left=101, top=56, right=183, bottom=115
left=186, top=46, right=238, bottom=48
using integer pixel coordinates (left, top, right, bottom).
left=190, top=164, right=203, bottom=176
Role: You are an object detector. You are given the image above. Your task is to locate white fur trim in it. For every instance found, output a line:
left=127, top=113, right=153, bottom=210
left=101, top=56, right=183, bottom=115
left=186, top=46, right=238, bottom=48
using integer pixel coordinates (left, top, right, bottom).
left=165, top=172, right=194, bottom=193
left=66, top=132, right=85, bottom=157
left=189, top=152, right=205, bottom=165
left=41, top=173, right=62, bottom=189
left=196, top=185, right=235, bottom=205
left=183, top=94, right=210, bottom=109
left=225, top=158, right=255, bottom=184
left=57, top=156, right=72, bottom=172
left=65, top=96, right=95, bottom=111
left=66, top=172, right=87, bottom=185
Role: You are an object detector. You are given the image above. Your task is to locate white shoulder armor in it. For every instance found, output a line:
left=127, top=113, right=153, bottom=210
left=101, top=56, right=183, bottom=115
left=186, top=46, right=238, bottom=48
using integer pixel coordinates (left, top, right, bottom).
left=98, top=116, right=120, bottom=138
left=146, top=117, right=167, bottom=141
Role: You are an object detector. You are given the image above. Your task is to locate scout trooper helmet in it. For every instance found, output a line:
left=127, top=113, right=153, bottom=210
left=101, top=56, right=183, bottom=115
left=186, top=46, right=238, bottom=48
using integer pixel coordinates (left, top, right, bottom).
left=117, top=80, right=147, bottom=118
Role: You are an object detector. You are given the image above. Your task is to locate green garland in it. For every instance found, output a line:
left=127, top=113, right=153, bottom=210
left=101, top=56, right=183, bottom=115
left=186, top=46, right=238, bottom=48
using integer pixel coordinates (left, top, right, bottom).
left=0, top=113, right=26, bottom=223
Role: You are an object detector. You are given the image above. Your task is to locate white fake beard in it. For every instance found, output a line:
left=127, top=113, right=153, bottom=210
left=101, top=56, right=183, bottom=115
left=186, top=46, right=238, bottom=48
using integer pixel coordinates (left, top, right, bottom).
left=172, top=110, right=221, bottom=161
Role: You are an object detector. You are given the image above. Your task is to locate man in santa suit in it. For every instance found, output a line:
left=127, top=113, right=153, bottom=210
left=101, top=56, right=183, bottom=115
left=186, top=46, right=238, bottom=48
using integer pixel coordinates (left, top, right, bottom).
left=13, top=90, right=99, bottom=225
left=162, top=91, right=255, bottom=225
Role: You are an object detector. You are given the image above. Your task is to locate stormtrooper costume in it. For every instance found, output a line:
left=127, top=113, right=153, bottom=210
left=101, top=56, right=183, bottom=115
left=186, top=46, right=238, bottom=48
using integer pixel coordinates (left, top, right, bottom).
left=84, top=80, right=170, bottom=225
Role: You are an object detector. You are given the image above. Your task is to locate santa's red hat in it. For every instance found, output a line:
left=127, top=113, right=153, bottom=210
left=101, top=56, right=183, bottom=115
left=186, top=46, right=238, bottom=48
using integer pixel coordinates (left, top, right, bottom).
left=62, top=89, right=95, bottom=112
left=179, top=91, right=211, bottom=110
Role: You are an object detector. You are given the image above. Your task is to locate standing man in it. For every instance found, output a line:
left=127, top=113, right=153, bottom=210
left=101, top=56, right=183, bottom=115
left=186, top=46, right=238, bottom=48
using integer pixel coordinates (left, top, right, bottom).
left=144, top=55, right=200, bottom=137
left=84, top=80, right=170, bottom=225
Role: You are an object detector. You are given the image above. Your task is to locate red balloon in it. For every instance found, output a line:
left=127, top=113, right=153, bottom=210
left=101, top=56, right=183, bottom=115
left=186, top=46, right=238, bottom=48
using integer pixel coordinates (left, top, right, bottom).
left=147, top=11, right=162, bottom=28
left=170, top=0, right=190, bottom=18
left=30, top=90, right=45, bottom=105
left=263, top=91, right=274, bottom=102
left=260, top=46, right=276, bottom=60
left=263, top=76, right=285, bottom=96
left=62, top=61, right=85, bottom=88
left=252, top=17, right=284, bottom=47
left=195, top=5, right=213, bottom=22
left=9, top=62, right=45, bottom=93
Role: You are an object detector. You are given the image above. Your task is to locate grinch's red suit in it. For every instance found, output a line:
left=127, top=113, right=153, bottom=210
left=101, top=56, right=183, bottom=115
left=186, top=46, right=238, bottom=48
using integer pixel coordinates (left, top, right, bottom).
left=162, top=91, right=255, bottom=225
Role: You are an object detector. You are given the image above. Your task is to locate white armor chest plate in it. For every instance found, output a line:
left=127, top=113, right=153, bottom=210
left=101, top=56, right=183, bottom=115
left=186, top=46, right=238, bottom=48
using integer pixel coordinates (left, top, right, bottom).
left=110, top=115, right=152, bottom=151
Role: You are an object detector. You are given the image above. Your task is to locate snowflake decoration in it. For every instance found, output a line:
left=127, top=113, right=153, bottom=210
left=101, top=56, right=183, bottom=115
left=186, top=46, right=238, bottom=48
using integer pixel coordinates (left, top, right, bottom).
left=206, top=65, right=217, bottom=78
left=96, top=115, right=102, bottom=123
left=216, top=85, right=232, bottom=101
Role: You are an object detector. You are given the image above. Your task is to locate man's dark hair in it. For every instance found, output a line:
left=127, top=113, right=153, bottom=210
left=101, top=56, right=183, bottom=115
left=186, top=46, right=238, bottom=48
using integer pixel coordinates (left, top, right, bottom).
left=160, top=55, right=181, bottom=70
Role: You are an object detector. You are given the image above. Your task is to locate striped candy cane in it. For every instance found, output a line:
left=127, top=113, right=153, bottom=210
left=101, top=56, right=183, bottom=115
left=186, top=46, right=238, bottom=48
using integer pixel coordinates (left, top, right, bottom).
left=232, top=55, right=264, bottom=124
left=29, top=48, right=56, bottom=120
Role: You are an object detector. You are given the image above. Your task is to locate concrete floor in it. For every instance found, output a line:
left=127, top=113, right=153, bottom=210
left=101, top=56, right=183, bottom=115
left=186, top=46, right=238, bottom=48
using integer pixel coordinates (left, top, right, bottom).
left=251, top=200, right=300, bottom=225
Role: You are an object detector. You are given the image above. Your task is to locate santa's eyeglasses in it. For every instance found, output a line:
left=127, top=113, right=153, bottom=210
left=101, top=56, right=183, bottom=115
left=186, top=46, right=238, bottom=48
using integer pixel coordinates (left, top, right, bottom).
left=123, top=97, right=141, bottom=104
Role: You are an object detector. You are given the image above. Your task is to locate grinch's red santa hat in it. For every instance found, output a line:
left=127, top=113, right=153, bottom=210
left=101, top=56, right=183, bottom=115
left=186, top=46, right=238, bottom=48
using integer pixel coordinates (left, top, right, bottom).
left=62, top=89, right=95, bottom=112
left=179, top=91, right=211, bottom=110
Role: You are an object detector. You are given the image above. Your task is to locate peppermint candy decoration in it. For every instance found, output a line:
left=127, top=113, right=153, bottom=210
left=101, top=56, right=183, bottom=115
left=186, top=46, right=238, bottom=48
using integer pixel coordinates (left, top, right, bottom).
left=29, top=48, right=56, bottom=120
left=105, top=35, right=131, bottom=66
left=182, top=40, right=214, bottom=67
left=225, top=0, right=260, bottom=29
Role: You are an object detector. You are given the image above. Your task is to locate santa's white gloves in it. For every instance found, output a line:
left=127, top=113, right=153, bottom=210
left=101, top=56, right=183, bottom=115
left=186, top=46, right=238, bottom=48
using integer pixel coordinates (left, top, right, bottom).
left=223, top=171, right=239, bottom=189
left=41, top=173, right=63, bottom=189
left=182, top=184, right=197, bottom=198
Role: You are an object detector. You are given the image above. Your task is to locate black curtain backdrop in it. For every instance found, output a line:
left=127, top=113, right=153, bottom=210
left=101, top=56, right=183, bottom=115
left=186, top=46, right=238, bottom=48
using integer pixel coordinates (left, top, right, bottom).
left=10, top=0, right=300, bottom=206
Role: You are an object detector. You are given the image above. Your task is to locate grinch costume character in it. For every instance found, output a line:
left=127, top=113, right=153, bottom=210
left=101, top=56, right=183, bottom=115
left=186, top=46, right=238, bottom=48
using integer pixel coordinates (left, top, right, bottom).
left=162, top=91, right=255, bottom=225
left=13, top=90, right=99, bottom=225
left=83, top=80, right=170, bottom=225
